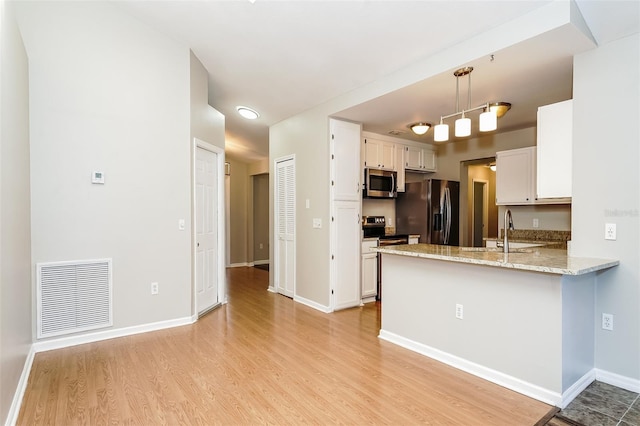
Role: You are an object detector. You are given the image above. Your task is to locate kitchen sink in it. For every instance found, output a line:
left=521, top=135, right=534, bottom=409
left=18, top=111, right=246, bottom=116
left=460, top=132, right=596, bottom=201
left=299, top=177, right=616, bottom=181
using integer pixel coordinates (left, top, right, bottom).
left=458, top=247, right=536, bottom=253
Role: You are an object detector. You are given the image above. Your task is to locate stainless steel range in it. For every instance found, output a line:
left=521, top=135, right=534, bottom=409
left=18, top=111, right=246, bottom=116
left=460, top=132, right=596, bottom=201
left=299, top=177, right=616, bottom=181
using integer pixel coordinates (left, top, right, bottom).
left=362, top=216, right=409, bottom=300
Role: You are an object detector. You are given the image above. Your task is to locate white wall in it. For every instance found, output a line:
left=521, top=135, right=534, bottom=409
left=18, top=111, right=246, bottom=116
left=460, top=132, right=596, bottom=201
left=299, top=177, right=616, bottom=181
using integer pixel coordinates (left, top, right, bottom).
left=0, top=2, right=33, bottom=422
left=572, top=33, right=640, bottom=381
left=17, top=1, right=193, bottom=336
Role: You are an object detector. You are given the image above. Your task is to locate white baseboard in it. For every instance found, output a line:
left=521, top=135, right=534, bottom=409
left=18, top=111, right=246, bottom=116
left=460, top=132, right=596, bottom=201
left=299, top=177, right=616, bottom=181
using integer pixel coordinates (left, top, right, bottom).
left=294, top=295, right=332, bottom=313
left=560, top=370, right=596, bottom=408
left=228, top=262, right=251, bottom=268
left=5, top=345, right=35, bottom=426
left=361, top=296, right=376, bottom=305
left=596, top=368, right=640, bottom=393
left=253, top=259, right=270, bottom=265
left=32, top=316, right=196, bottom=353
left=267, top=286, right=277, bottom=293
left=378, top=329, right=562, bottom=406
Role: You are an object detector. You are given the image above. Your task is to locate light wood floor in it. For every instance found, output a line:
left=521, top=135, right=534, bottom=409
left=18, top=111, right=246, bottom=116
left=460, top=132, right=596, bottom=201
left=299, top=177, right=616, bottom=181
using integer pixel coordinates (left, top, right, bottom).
left=18, top=267, right=553, bottom=425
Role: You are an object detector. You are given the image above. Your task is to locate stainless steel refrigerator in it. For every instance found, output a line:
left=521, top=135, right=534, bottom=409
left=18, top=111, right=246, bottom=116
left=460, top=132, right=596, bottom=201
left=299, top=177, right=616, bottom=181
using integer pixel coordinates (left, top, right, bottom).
left=396, top=180, right=460, bottom=245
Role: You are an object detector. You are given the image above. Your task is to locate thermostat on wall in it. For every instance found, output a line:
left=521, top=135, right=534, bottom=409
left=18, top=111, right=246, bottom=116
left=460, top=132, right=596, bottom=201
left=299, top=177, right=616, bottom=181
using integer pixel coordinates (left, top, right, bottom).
left=92, top=171, right=105, bottom=184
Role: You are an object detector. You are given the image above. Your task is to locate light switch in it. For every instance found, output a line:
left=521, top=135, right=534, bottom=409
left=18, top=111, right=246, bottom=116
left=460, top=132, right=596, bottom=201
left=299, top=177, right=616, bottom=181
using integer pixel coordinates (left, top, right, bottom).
left=306, top=199, right=310, bottom=209
left=178, top=219, right=185, bottom=230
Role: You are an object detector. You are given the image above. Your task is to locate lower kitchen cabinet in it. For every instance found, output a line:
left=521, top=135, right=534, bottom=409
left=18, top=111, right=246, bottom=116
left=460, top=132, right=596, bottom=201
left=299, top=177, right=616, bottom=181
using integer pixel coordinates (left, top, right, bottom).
left=361, top=240, right=378, bottom=300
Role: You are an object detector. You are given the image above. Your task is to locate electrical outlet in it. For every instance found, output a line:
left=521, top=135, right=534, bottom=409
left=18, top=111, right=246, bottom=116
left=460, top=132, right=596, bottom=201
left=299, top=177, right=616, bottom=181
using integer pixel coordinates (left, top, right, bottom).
left=151, top=282, right=159, bottom=295
left=602, top=313, right=613, bottom=331
left=455, top=304, right=464, bottom=320
left=605, top=223, right=616, bottom=240
left=259, top=243, right=264, bottom=249
left=533, top=218, right=539, bottom=228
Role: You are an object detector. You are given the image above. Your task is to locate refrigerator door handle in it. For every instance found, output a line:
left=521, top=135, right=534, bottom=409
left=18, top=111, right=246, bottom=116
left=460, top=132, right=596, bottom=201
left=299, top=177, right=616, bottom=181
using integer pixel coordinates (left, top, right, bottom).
left=443, top=187, right=451, bottom=244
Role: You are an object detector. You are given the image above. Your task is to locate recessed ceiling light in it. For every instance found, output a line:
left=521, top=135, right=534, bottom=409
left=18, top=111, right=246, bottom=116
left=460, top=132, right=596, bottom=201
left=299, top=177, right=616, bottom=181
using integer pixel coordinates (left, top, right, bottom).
left=236, top=106, right=260, bottom=120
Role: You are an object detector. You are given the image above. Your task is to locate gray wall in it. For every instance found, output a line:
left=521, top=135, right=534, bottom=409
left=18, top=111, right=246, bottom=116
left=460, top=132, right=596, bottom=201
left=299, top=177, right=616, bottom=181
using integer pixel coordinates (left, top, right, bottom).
left=0, top=2, right=33, bottom=422
left=253, top=174, right=269, bottom=262
left=227, top=157, right=249, bottom=265
left=572, top=33, right=640, bottom=380
left=17, top=1, right=194, bottom=336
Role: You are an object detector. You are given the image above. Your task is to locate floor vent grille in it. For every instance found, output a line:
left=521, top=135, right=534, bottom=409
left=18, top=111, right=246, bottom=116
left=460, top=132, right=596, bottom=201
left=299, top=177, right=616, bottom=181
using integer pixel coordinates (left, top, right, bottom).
left=37, top=258, right=113, bottom=339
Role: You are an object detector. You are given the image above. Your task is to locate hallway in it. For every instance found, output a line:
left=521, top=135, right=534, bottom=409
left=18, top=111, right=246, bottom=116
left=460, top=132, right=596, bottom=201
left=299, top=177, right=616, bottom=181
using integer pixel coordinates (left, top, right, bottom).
left=18, top=267, right=551, bottom=424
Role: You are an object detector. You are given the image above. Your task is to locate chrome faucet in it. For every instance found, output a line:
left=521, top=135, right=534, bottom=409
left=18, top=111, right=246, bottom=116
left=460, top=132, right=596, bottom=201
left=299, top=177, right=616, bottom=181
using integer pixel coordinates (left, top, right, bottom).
left=503, top=209, right=514, bottom=253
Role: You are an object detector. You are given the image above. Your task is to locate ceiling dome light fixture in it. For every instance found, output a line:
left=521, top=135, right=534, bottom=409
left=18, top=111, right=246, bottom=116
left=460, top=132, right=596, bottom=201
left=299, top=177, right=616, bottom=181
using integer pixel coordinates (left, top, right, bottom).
left=236, top=106, right=260, bottom=120
left=409, top=122, right=432, bottom=135
left=433, top=66, right=510, bottom=143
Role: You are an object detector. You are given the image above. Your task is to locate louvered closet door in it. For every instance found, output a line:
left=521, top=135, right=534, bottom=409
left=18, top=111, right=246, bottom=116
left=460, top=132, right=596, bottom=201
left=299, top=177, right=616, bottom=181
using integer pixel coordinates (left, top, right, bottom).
left=275, top=157, right=295, bottom=298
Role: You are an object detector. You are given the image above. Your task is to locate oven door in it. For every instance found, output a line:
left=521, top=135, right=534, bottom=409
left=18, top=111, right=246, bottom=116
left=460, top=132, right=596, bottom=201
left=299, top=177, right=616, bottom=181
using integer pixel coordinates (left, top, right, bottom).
left=365, top=169, right=397, bottom=198
left=377, top=235, right=409, bottom=300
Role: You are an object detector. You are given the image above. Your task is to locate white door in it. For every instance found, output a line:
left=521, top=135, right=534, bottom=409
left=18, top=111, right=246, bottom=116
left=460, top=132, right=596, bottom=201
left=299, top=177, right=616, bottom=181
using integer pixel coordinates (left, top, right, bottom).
left=275, top=157, right=295, bottom=298
left=196, top=146, right=218, bottom=313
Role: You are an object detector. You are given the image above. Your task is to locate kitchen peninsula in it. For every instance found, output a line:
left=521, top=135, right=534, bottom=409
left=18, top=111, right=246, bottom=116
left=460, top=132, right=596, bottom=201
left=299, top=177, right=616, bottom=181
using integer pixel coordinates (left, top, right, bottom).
left=376, top=244, right=618, bottom=407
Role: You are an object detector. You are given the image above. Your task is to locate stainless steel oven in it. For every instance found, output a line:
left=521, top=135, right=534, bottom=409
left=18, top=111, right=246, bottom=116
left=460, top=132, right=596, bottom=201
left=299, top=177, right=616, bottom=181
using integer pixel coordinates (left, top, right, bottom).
left=362, top=216, right=408, bottom=300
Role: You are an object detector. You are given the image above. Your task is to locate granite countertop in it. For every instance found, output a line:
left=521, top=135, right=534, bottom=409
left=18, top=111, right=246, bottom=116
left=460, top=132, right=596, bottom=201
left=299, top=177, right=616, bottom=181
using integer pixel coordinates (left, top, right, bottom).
left=375, top=244, right=619, bottom=276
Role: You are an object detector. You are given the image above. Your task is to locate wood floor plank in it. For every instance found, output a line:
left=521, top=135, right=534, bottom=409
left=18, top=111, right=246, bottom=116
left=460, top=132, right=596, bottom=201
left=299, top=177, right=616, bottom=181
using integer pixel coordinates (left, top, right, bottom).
left=18, top=266, right=552, bottom=425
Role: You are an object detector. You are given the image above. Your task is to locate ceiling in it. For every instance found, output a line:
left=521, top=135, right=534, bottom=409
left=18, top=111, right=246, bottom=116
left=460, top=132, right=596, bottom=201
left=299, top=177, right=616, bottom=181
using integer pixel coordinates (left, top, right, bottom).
left=114, top=1, right=639, bottom=162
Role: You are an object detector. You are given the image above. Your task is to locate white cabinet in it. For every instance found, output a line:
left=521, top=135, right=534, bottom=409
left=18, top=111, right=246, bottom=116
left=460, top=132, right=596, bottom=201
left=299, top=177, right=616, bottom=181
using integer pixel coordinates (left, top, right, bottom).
left=361, top=240, right=378, bottom=300
left=405, top=145, right=436, bottom=172
left=332, top=120, right=362, bottom=202
left=537, top=100, right=572, bottom=199
left=363, top=138, right=394, bottom=170
left=496, top=147, right=536, bottom=205
left=330, top=119, right=362, bottom=311
left=496, top=145, right=571, bottom=206
left=395, top=144, right=406, bottom=192
left=408, top=235, right=419, bottom=244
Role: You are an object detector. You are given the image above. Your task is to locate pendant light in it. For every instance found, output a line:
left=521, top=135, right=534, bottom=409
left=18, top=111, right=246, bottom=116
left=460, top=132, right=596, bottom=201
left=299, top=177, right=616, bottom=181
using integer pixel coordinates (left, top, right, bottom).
left=433, top=66, right=510, bottom=142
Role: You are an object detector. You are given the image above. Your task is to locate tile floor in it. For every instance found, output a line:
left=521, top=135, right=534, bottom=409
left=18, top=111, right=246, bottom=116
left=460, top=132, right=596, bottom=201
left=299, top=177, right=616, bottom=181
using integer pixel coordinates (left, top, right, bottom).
left=558, top=381, right=640, bottom=426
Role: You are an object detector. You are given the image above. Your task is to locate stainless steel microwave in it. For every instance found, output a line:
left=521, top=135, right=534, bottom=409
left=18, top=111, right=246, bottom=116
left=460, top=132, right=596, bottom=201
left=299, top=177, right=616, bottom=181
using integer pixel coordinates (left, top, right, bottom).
left=364, top=168, right=397, bottom=198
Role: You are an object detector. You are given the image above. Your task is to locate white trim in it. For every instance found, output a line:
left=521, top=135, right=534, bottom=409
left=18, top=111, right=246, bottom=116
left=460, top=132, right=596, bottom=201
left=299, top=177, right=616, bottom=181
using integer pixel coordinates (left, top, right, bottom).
left=228, top=262, right=251, bottom=268
left=5, top=346, right=35, bottom=426
left=378, top=329, right=562, bottom=406
left=267, top=286, right=277, bottom=293
left=595, top=368, right=640, bottom=393
left=193, top=139, right=226, bottom=316
left=361, top=296, right=376, bottom=305
left=32, top=316, right=195, bottom=353
left=253, top=259, right=270, bottom=265
left=294, top=295, right=332, bottom=313
left=559, top=370, right=595, bottom=408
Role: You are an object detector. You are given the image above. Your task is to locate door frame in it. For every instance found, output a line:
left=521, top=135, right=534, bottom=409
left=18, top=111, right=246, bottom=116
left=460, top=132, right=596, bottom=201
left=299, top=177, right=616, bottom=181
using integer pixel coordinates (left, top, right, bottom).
left=471, top=179, right=489, bottom=247
left=192, top=138, right=227, bottom=317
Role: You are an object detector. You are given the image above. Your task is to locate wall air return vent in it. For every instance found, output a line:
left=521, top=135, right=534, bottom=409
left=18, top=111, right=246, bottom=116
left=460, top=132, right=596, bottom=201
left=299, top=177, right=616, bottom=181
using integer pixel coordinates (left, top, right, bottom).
left=37, top=258, right=113, bottom=339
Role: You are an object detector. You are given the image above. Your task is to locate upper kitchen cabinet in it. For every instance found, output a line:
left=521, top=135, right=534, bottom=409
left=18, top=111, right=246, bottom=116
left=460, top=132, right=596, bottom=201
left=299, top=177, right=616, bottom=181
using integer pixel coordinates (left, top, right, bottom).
left=496, top=145, right=571, bottom=205
left=363, top=137, right=394, bottom=170
left=496, top=147, right=536, bottom=205
left=395, top=144, right=406, bottom=192
left=405, top=144, right=436, bottom=172
left=331, top=119, right=362, bottom=202
left=537, top=100, right=572, bottom=199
